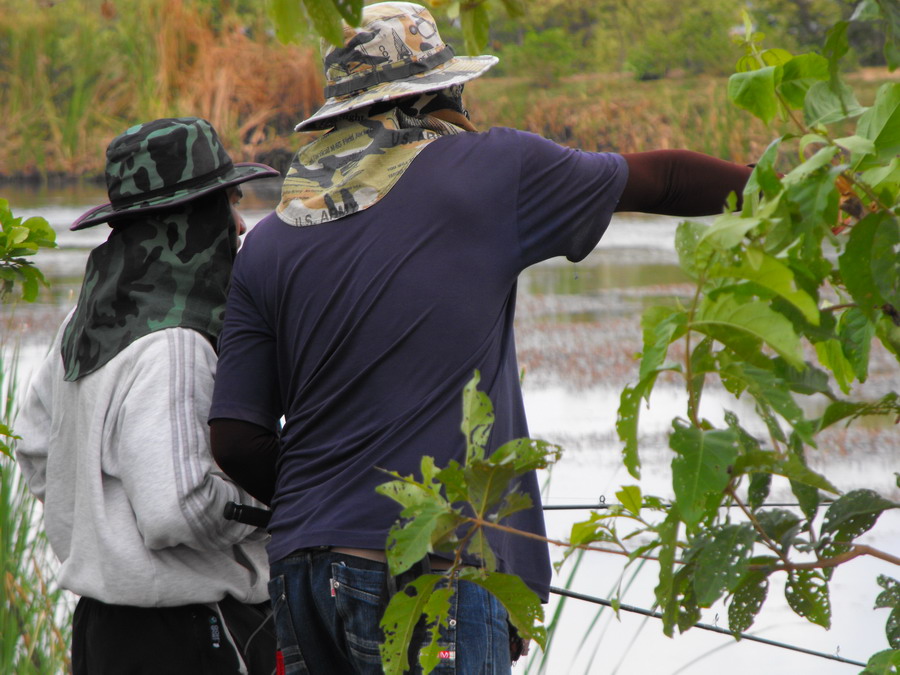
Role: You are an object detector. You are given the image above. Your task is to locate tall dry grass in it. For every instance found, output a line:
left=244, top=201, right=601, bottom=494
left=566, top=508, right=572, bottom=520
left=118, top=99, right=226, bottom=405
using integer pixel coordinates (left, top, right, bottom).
left=467, top=73, right=784, bottom=165
left=0, top=0, right=322, bottom=178
left=0, top=0, right=894, bottom=178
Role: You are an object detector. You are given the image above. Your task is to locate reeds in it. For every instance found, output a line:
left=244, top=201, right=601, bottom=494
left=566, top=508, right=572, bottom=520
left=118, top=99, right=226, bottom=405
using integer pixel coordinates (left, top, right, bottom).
left=466, top=69, right=890, bottom=166
left=0, top=348, right=72, bottom=674
left=0, top=1, right=893, bottom=178
left=0, top=0, right=322, bottom=178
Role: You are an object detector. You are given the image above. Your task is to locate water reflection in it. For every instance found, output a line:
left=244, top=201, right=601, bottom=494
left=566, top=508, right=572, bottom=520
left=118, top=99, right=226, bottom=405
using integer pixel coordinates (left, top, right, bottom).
left=2, top=184, right=898, bottom=675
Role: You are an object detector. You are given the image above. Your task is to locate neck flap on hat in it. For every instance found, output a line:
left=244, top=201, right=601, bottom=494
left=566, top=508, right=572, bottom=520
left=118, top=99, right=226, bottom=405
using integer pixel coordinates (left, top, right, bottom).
left=277, top=93, right=469, bottom=227
left=61, top=192, right=237, bottom=381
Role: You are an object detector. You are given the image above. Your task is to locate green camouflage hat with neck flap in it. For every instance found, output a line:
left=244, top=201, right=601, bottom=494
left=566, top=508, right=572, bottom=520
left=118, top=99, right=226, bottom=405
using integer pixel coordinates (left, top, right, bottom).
left=61, top=118, right=278, bottom=381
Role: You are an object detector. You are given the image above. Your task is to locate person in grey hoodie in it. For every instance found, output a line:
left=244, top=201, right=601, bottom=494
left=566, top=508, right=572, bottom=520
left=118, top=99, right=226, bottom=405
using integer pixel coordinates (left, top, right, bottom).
left=16, top=117, right=280, bottom=675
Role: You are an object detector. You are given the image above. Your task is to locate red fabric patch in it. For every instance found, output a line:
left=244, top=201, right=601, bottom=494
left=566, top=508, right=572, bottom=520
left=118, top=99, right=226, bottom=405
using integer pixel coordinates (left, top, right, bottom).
left=276, top=650, right=285, bottom=675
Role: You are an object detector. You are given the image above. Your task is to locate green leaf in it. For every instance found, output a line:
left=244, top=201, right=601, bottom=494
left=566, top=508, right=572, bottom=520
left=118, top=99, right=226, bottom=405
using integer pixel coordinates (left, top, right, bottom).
left=728, top=67, right=781, bottom=124
left=383, top=499, right=459, bottom=576
left=270, top=0, right=307, bottom=43
left=821, top=489, right=899, bottom=545
left=700, top=212, right=765, bottom=250
left=693, top=295, right=805, bottom=369
left=748, top=473, right=771, bottom=510
left=654, top=510, right=681, bottom=637
left=617, top=379, right=655, bottom=480
left=693, top=524, right=756, bottom=606
left=743, top=140, right=784, bottom=213
left=708, top=252, right=819, bottom=324
left=785, top=569, right=831, bottom=628
left=875, top=575, right=900, bottom=649
left=804, top=79, right=866, bottom=126
left=380, top=574, right=449, bottom=675
left=838, top=307, right=874, bottom=382
left=773, top=358, right=833, bottom=397
left=303, top=0, right=346, bottom=46
left=863, top=156, right=900, bottom=192
left=840, top=213, right=898, bottom=318
left=464, top=528, right=497, bottom=571
left=675, top=220, right=713, bottom=278
left=639, top=307, right=686, bottom=383
left=460, top=1, right=489, bottom=55
left=459, top=569, right=547, bottom=648
left=331, top=0, right=363, bottom=25
left=461, top=371, right=494, bottom=462
left=488, top=437, right=562, bottom=473
left=815, top=339, right=855, bottom=394
left=728, top=570, right=769, bottom=635
left=498, top=0, right=525, bottom=18
left=616, top=485, right=642, bottom=517
left=670, top=422, right=739, bottom=530
left=823, top=21, right=850, bottom=80
left=862, top=649, right=900, bottom=675
left=858, top=82, right=900, bottom=166
left=779, top=53, right=829, bottom=109
left=494, top=491, right=533, bottom=523
left=20, top=216, right=56, bottom=248
left=717, top=357, right=812, bottom=443
left=755, top=508, right=802, bottom=549
left=733, top=449, right=839, bottom=495
left=787, top=146, right=840, bottom=180
left=464, top=460, right=516, bottom=520
left=876, top=575, right=900, bottom=611
left=871, top=0, right=900, bottom=69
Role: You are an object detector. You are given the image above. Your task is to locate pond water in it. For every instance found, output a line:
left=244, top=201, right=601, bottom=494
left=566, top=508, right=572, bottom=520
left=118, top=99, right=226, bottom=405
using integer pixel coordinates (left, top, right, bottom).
left=3, top=180, right=898, bottom=674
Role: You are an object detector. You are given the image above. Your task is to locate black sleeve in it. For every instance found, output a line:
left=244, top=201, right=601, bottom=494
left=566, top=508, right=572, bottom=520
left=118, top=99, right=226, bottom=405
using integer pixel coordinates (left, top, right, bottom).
left=210, top=418, right=279, bottom=506
left=617, top=150, right=753, bottom=216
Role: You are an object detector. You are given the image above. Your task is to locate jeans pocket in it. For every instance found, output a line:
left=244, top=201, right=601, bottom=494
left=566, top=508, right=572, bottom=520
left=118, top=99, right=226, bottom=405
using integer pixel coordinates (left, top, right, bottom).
left=331, top=562, right=386, bottom=667
left=268, top=575, right=309, bottom=675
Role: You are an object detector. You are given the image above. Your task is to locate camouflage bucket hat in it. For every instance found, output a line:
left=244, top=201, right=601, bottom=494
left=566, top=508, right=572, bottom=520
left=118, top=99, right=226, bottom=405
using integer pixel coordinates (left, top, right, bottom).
left=72, top=117, right=279, bottom=230
left=296, top=2, right=498, bottom=132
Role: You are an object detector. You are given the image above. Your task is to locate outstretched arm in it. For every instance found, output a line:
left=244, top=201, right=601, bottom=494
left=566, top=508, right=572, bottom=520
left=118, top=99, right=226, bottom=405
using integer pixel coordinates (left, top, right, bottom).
left=617, top=150, right=753, bottom=216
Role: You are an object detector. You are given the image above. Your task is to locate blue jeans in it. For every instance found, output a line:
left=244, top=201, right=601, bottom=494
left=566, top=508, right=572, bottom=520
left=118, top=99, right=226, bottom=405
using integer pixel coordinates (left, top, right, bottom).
left=268, top=550, right=511, bottom=674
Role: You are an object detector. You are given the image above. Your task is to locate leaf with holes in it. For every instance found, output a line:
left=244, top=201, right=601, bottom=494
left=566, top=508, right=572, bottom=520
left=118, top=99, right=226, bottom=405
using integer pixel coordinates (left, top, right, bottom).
left=693, top=524, right=756, bottom=606
left=729, top=569, right=770, bottom=635
left=875, top=576, right=900, bottom=649
left=380, top=574, right=451, bottom=675
left=461, top=371, right=493, bottom=462
left=819, top=490, right=900, bottom=580
left=785, top=569, right=831, bottom=628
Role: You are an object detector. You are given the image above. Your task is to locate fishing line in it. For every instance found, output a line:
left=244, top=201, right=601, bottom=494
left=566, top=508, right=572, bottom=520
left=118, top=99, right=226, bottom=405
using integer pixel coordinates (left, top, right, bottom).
left=548, top=585, right=866, bottom=668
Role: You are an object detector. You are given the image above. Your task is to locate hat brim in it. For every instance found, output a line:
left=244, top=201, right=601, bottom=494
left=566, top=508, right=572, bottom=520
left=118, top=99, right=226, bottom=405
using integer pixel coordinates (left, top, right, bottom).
left=71, top=162, right=281, bottom=230
left=295, top=54, right=498, bottom=132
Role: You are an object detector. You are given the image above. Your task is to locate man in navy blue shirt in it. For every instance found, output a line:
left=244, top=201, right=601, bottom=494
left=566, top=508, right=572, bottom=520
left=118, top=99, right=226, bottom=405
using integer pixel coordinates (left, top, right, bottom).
left=210, top=3, right=753, bottom=673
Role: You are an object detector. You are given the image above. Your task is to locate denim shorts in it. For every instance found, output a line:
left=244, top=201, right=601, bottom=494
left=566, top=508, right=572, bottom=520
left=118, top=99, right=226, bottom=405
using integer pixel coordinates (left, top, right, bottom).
left=268, top=550, right=511, bottom=674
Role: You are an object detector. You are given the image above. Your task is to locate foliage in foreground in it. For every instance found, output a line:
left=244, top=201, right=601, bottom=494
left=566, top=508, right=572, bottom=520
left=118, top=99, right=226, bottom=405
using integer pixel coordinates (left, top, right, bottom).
left=376, top=4, right=900, bottom=674
left=0, top=201, right=69, bottom=672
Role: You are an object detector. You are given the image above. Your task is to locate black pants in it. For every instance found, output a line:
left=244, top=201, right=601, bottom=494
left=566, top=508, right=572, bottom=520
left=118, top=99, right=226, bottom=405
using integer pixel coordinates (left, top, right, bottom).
left=72, top=595, right=276, bottom=675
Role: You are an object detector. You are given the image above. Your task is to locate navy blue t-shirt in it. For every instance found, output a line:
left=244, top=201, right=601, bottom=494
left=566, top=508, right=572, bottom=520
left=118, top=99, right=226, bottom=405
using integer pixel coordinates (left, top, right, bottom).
left=210, top=126, right=628, bottom=599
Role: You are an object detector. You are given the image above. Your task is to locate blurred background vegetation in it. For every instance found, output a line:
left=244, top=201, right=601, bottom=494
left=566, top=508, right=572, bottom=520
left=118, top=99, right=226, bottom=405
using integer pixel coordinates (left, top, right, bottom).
left=0, top=0, right=893, bottom=179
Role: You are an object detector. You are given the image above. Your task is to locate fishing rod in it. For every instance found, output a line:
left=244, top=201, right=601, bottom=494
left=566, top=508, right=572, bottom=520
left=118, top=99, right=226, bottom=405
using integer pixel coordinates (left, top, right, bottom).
left=543, top=500, right=833, bottom=510
left=226, top=499, right=825, bottom=523
left=223, top=502, right=868, bottom=667
left=549, top=585, right=866, bottom=668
